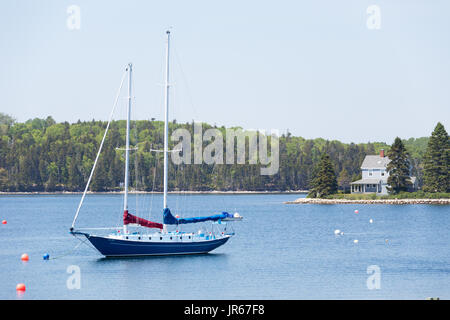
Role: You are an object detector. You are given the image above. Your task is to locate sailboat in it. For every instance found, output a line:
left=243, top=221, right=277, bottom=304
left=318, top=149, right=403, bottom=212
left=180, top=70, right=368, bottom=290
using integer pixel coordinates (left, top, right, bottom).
left=70, top=31, right=242, bottom=257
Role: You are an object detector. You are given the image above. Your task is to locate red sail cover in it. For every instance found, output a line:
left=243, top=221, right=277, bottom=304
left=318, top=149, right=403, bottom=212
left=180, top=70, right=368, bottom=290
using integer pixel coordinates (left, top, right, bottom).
left=123, top=210, right=163, bottom=229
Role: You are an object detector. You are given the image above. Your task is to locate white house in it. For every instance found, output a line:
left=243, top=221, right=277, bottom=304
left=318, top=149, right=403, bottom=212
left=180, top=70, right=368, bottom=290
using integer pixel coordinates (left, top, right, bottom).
left=350, top=149, right=417, bottom=195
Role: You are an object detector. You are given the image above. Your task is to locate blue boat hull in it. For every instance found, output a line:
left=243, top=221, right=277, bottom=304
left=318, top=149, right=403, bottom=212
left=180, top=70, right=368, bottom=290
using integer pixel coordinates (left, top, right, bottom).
left=84, top=234, right=230, bottom=257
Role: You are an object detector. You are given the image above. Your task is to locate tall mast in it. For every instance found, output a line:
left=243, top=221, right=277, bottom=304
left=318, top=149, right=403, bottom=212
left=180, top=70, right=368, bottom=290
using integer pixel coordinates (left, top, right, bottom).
left=163, top=31, right=170, bottom=211
left=123, top=63, right=132, bottom=234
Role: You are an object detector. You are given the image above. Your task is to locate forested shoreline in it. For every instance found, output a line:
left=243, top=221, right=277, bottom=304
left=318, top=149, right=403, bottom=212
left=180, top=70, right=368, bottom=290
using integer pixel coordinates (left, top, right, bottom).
left=0, top=114, right=429, bottom=192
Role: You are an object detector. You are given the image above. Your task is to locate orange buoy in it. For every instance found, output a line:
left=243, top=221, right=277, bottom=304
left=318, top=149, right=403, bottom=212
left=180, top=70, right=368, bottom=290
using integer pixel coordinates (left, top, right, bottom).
left=16, top=283, right=26, bottom=291
left=21, top=253, right=29, bottom=261
left=1, top=220, right=6, bottom=224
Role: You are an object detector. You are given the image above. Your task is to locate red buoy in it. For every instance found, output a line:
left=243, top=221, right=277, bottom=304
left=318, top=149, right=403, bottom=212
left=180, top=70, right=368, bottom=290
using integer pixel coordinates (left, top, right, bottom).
left=21, top=253, right=29, bottom=262
left=1, top=220, right=6, bottom=224
left=16, top=283, right=26, bottom=291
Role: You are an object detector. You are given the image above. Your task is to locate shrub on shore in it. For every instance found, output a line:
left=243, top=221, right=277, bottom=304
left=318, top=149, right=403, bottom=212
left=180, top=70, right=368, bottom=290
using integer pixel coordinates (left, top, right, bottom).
left=324, top=191, right=450, bottom=200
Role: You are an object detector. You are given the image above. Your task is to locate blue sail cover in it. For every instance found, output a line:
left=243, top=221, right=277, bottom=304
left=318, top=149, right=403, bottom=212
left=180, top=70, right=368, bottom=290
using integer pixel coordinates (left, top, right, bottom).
left=163, top=208, right=233, bottom=225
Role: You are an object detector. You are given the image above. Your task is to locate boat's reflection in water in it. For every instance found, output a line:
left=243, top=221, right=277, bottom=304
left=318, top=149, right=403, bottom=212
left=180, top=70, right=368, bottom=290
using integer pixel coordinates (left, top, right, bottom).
left=95, top=252, right=228, bottom=262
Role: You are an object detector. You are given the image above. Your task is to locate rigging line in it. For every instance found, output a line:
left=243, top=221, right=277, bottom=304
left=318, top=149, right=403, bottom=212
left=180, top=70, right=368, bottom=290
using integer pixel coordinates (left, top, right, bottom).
left=71, top=68, right=128, bottom=230
left=75, top=235, right=101, bottom=254
left=49, top=236, right=90, bottom=260
left=132, top=96, right=139, bottom=216
left=148, top=152, right=159, bottom=221
left=183, top=163, right=187, bottom=217
left=175, top=161, right=179, bottom=214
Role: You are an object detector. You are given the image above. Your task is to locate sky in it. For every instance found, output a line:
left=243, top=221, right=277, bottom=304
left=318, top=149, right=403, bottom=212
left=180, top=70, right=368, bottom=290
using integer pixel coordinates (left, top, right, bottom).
left=0, top=0, right=449, bottom=143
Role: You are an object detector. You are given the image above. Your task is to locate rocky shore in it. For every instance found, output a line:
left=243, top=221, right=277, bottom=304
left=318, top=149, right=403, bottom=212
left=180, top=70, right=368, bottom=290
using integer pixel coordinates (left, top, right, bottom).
left=285, top=198, right=450, bottom=205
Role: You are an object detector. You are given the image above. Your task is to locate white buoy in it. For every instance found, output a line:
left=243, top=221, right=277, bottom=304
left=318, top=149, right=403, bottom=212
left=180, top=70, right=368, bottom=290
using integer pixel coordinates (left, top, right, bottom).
left=340, top=231, right=344, bottom=235
left=369, top=219, right=373, bottom=224
left=353, top=239, right=359, bottom=244
left=334, top=229, right=341, bottom=235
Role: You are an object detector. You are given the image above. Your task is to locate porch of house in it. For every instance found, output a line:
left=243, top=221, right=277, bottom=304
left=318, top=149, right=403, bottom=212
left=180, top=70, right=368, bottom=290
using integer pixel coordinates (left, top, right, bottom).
left=350, top=179, right=383, bottom=194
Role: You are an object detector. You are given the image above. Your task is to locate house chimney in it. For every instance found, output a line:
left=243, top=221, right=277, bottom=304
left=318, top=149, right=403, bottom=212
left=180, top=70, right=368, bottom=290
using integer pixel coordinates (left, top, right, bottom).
left=380, top=149, right=385, bottom=158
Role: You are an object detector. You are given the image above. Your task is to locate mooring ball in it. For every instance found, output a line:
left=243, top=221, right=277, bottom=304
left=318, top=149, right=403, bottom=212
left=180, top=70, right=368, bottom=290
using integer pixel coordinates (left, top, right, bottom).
left=1, top=220, right=6, bottom=224
left=334, top=229, right=341, bottom=235
left=353, top=239, right=359, bottom=244
left=233, top=212, right=241, bottom=218
left=21, top=254, right=29, bottom=261
left=16, top=283, right=26, bottom=291
left=43, top=253, right=50, bottom=260
left=354, top=210, right=359, bottom=214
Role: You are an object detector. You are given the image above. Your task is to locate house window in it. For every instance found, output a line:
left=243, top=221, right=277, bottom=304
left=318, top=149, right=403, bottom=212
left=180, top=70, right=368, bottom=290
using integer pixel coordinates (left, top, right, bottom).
left=381, top=172, right=385, bottom=176
left=369, top=170, right=373, bottom=176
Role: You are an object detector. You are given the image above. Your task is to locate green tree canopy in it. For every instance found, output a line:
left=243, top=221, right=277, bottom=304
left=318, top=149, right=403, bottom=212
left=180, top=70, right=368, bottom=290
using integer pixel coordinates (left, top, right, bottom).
left=0, top=113, right=15, bottom=126
left=386, top=137, right=412, bottom=194
left=308, top=153, right=338, bottom=198
left=0, top=116, right=433, bottom=192
left=337, top=167, right=351, bottom=192
left=0, top=112, right=16, bottom=135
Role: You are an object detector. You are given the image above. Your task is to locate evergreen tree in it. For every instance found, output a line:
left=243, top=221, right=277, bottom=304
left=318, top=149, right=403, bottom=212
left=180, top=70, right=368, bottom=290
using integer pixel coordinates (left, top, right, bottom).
left=423, top=122, right=450, bottom=192
left=18, top=153, right=34, bottom=190
left=90, top=156, right=109, bottom=192
left=67, top=156, right=84, bottom=191
left=0, top=112, right=15, bottom=135
left=386, top=137, right=412, bottom=194
left=0, top=167, right=8, bottom=190
left=45, top=162, right=59, bottom=191
left=308, top=153, right=338, bottom=198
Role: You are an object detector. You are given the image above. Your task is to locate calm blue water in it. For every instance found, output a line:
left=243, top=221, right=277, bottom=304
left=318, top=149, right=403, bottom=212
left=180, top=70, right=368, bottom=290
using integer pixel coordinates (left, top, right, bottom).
left=0, top=193, right=448, bottom=300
